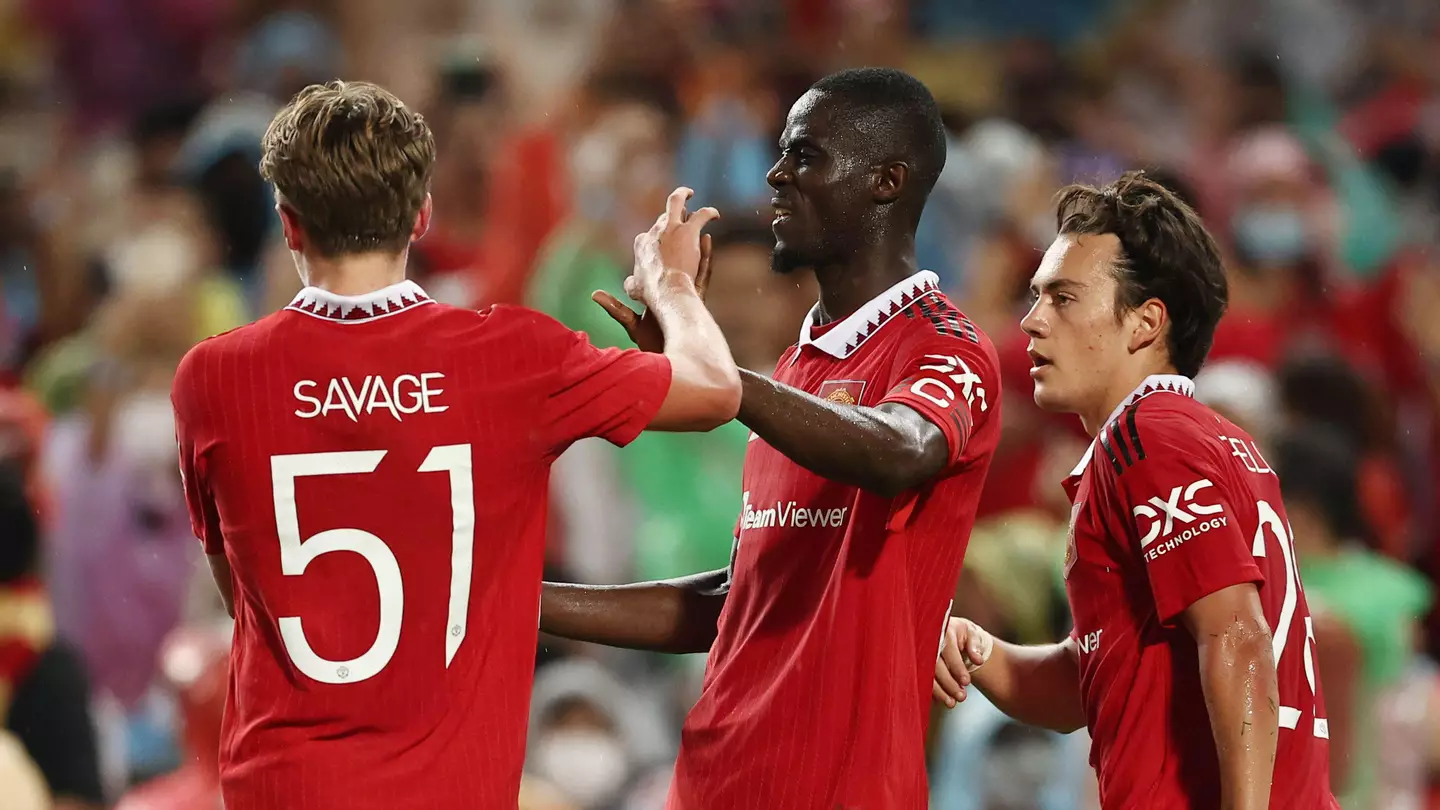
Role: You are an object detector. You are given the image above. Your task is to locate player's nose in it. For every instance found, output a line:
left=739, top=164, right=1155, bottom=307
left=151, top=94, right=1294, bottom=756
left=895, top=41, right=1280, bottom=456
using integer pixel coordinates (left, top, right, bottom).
left=766, top=158, right=792, bottom=190
left=1020, top=302, right=1047, bottom=338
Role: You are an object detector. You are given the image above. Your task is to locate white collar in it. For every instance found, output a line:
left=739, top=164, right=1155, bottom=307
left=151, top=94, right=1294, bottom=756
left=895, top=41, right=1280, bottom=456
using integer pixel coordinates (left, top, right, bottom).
left=1068, top=374, right=1195, bottom=477
left=286, top=280, right=434, bottom=323
left=797, top=270, right=941, bottom=359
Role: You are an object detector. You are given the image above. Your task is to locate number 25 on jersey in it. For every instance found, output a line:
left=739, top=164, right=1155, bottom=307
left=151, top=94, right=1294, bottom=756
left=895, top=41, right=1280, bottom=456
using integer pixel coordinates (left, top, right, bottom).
left=1252, top=500, right=1328, bottom=740
left=270, top=446, right=475, bottom=684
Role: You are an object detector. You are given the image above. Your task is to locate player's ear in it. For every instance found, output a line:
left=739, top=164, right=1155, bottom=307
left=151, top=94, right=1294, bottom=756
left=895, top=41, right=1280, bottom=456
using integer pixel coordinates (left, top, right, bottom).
left=1127, top=298, right=1167, bottom=355
left=873, top=162, right=906, bottom=204
left=412, top=194, right=433, bottom=243
left=276, top=203, right=304, bottom=252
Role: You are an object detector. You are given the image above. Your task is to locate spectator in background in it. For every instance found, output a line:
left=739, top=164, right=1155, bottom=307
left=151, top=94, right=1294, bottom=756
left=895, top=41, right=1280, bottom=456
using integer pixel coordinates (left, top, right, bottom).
left=113, top=621, right=229, bottom=810
left=527, top=80, right=679, bottom=585
left=25, top=0, right=225, bottom=134
left=674, top=31, right=778, bottom=214
left=1279, top=354, right=1413, bottom=561
left=42, top=288, right=202, bottom=787
left=527, top=659, right=675, bottom=810
left=1276, top=427, right=1434, bottom=808
left=409, top=49, right=568, bottom=309
left=0, top=466, right=105, bottom=810
left=1193, top=360, right=1279, bottom=448
left=1209, top=127, right=1344, bottom=368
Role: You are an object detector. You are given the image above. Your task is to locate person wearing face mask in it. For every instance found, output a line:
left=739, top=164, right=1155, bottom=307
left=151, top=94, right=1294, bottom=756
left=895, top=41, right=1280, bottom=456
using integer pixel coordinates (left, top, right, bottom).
left=1209, top=127, right=1347, bottom=369
left=527, top=659, right=673, bottom=810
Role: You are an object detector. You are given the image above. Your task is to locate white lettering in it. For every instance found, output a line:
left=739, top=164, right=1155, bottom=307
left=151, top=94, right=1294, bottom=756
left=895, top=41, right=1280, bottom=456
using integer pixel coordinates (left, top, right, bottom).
left=915, top=354, right=989, bottom=412
left=1079, top=629, right=1103, bottom=654
left=294, top=381, right=322, bottom=418
left=395, top=375, right=424, bottom=415
left=1134, top=478, right=1224, bottom=548
left=739, top=494, right=850, bottom=533
left=367, top=376, right=399, bottom=421
left=293, top=373, right=449, bottom=422
left=421, top=373, right=450, bottom=414
left=910, top=377, right=956, bottom=409
left=1143, top=516, right=1229, bottom=562
left=322, top=379, right=358, bottom=422
left=342, top=376, right=374, bottom=418
left=1221, top=435, right=1274, bottom=475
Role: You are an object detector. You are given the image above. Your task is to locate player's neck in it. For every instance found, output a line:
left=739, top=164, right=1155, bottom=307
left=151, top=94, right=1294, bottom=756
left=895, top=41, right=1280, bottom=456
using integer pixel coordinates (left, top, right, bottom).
left=1080, top=363, right=1181, bottom=436
left=300, top=250, right=409, bottom=297
left=811, top=237, right=917, bottom=325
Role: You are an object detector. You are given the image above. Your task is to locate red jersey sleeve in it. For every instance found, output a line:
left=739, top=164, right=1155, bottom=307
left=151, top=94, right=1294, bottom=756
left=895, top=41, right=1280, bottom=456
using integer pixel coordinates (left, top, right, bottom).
left=879, top=332, right=997, bottom=468
left=1114, top=413, right=1263, bottom=626
left=172, top=344, right=223, bottom=555
left=531, top=314, right=672, bottom=455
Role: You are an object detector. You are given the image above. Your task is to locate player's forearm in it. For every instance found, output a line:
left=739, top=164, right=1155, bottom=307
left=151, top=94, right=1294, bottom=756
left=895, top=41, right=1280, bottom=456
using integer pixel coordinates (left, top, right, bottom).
left=649, top=273, right=741, bottom=428
left=540, top=569, right=728, bottom=654
left=972, top=638, right=1087, bottom=733
left=1197, top=623, right=1279, bottom=810
left=737, top=370, right=945, bottom=497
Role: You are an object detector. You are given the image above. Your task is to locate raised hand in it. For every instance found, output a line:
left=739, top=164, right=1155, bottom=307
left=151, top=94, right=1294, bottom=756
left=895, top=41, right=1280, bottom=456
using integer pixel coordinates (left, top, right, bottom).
left=593, top=188, right=717, bottom=353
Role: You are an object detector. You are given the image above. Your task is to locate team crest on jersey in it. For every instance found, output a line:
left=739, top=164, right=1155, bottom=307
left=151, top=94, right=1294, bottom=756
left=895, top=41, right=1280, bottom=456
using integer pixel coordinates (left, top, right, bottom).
left=818, top=379, right=867, bottom=405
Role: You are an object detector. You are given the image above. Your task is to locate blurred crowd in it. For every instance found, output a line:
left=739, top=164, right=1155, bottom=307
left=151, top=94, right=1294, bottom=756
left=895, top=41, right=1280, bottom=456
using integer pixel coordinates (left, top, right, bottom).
left=1, top=0, right=1440, bottom=808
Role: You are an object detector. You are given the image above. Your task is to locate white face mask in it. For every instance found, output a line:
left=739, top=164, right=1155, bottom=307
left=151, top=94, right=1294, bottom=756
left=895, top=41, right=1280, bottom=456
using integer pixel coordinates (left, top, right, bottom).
left=535, top=730, right=630, bottom=808
left=104, top=223, right=197, bottom=297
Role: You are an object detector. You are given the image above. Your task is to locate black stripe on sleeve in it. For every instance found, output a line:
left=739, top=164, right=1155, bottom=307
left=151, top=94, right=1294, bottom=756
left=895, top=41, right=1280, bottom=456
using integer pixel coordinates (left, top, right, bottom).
left=1109, top=421, right=1133, bottom=468
left=1125, top=406, right=1146, bottom=461
left=1098, top=428, right=1124, bottom=475
left=916, top=297, right=956, bottom=338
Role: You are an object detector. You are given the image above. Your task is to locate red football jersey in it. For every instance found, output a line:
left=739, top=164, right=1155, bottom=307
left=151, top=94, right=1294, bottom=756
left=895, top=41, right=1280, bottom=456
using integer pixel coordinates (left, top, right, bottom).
left=171, top=280, right=670, bottom=810
left=1062, top=375, right=1338, bottom=809
left=670, top=271, right=1002, bottom=809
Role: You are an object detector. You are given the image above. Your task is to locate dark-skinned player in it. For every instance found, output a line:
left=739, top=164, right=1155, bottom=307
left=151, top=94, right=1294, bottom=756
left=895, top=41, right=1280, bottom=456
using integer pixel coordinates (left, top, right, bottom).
left=543, top=68, right=1003, bottom=810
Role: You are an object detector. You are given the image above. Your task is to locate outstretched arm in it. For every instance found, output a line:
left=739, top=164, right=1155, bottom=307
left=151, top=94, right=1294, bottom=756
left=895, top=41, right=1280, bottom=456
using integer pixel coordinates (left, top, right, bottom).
left=541, top=569, right=729, bottom=654
left=934, top=617, right=1087, bottom=733
left=737, top=371, right=948, bottom=498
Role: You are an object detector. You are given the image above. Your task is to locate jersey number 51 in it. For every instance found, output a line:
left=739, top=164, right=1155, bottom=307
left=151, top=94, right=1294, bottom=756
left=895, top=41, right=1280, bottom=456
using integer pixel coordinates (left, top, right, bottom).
left=270, top=447, right=474, bottom=684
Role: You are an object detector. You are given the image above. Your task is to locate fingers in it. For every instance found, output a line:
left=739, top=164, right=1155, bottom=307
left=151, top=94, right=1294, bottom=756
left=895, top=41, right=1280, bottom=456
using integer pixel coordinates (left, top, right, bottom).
left=623, top=275, right=644, bottom=302
left=934, top=659, right=964, bottom=707
left=695, top=233, right=713, bottom=298
left=685, top=206, right=721, bottom=232
left=933, top=681, right=956, bottom=709
left=592, top=290, right=641, bottom=333
left=966, top=628, right=992, bottom=671
left=665, top=187, right=694, bottom=228
left=940, top=640, right=972, bottom=689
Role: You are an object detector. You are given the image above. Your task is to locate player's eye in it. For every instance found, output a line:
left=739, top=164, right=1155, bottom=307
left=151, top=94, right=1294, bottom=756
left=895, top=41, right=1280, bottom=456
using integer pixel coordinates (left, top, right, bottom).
left=1055, top=293, right=1076, bottom=307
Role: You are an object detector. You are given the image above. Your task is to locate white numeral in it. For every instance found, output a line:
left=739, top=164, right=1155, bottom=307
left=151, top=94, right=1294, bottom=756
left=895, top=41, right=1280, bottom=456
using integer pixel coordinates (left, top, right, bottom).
left=1251, top=500, right=1328, bottom=739
left=271, top=446, right=475, bottom=684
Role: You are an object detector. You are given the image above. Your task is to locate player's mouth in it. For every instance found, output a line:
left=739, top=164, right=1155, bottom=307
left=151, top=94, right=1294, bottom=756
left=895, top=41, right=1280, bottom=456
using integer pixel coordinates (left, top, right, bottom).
left=1028, top=348, right=1053, bottom=378
left=771, top=198, right=794, bottom=225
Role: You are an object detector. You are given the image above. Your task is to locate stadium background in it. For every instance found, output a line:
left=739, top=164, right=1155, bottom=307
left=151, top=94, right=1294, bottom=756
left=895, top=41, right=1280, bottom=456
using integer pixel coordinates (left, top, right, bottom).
left=0, top=0, right=1439, bottom=807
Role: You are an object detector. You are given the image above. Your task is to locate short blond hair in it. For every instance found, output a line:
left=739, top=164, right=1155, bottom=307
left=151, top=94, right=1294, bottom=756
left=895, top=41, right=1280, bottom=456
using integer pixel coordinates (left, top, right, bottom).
left=260, top=81, right=435, bottom=257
